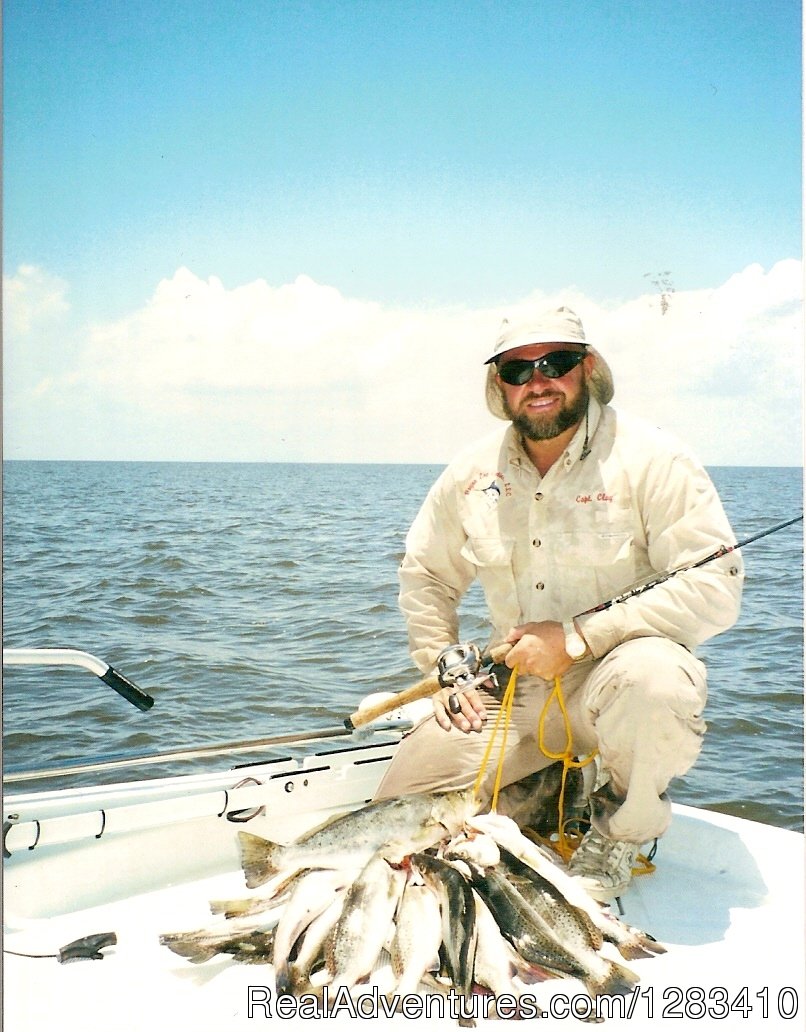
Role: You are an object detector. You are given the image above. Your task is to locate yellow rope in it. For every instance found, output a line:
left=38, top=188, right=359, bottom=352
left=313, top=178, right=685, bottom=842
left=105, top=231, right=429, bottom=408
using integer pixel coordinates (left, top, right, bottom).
left=537, top=675, right=598, bottom=862
left=537, top=675, right=657, bottom=876
left=471, top=667, right=656, bottom=877
left=632, top=853, right=657, bottom=877
left=472, top=664, right=519, bottom=810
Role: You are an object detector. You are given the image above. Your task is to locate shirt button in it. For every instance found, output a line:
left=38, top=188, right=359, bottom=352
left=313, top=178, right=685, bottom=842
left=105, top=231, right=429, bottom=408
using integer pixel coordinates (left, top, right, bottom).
left=535, top=582, right=545, bottom=590
left=534, top=492, right=543, bottom=501
left=532, top=538, right=541, bottom=547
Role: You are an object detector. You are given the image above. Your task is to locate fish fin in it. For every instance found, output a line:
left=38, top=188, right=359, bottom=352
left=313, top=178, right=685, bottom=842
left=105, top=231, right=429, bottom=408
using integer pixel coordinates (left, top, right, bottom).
left=514, top=958, right=561, bottom=984
left=599, top=912, right=668, bottom=959
left=211, top=867, right=301, bottom=917
left=159, top=932, right=224, bottom=965
left=611, top=933, right=667, bottom=960
left=209, top=897, right=260, bottom=919
left=629, top=929, right=667, bottom=956
left=237, top=831, right=286, bottom=888
left=613, top=941, right=657, bottom=961
left=160, top=928, right=275, bottom=966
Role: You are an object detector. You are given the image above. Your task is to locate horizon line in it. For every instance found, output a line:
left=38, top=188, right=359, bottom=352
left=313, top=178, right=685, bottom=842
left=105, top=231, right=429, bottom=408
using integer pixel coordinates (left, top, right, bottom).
left=3, top=458, right=803, bottom=471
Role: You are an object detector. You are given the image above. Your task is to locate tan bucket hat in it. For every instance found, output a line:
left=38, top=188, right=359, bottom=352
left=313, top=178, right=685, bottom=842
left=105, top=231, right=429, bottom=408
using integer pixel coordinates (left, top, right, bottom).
left=484, top=306, right=614, bottom=412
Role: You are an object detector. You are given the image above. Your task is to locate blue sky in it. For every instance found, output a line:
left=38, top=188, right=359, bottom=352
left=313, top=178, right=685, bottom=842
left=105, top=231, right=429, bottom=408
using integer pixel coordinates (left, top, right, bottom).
left=4, top=0, right=802, bottom=464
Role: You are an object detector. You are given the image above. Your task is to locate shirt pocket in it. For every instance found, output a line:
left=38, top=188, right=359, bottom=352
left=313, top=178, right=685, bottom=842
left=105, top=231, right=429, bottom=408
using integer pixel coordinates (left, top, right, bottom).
left=460, top=536, right=515, bottom=567
left=553, top=530, right=633, bottom=567
left=460, top=535, right=520, bottom=630
left=554, top=529, right=637, bottom=605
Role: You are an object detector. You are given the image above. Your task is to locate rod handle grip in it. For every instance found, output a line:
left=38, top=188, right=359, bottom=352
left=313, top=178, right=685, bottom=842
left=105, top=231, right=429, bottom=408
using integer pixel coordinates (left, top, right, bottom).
left=345, top=674, right=440, bottom=730
left=481, top=641, right=513, bottom=666
left=100, top=666, right=155, bottom=711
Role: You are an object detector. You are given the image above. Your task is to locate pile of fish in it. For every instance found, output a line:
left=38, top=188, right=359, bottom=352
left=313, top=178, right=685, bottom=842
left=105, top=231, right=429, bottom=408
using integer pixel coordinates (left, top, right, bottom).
left=161, top=788, right=665, bottom=1020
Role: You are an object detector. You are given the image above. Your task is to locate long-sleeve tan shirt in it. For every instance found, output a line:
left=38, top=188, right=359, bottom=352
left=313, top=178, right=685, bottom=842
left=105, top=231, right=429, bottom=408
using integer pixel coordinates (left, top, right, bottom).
left=399, top=399, right=744, bottom=673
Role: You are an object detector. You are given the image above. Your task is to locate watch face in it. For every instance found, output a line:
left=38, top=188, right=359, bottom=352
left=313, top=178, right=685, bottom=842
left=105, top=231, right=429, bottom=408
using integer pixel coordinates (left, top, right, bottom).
left=566, top=632, right=586, bottom=658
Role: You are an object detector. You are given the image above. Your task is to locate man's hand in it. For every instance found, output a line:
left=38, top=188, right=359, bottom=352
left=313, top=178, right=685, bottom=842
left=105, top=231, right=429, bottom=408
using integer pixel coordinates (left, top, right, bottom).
left=504, top=621, right=575, bottom=680
left=433, top=685, right=487, bottom=733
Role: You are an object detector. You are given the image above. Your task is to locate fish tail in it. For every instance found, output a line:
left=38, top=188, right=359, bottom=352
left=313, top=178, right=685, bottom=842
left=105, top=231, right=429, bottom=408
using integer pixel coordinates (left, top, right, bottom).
left=159, top=932, right=225, bottom=965
left=587, top=957, right=641, bottom=998
left=604, top=922, right=667, bottom=960
left=632, top=930, right=667, bottom=956
left=161, top=927, right=275, bottom=965
left=238, top=831, right=286, bottom=888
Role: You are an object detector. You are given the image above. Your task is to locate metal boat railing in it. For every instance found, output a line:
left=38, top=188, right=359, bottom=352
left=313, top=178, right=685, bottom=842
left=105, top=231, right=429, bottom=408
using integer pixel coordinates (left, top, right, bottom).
left=3, top=647, right=410, bottom=786
left=2, top=725, right=400, bottom=785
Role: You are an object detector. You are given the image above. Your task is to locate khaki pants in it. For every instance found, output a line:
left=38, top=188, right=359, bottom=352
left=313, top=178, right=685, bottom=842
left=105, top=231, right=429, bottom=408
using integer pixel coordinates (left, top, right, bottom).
left=373, top=637, right=707, bottom=844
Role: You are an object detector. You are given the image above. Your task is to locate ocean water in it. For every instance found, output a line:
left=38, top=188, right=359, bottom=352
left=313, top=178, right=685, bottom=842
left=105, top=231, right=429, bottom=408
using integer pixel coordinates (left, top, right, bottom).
left=2, top=461, right=803, bottom=831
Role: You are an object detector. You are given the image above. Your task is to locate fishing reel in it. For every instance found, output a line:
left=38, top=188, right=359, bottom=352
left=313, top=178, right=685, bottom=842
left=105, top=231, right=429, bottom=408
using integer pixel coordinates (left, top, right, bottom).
left=436, top=642, right=498, bottom=694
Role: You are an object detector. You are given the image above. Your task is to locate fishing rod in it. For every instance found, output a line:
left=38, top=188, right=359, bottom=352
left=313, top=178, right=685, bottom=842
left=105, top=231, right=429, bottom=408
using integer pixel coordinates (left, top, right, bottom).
left=575, top=513, right=803, bottom=617
left=344, top=513, right=803, bottom=729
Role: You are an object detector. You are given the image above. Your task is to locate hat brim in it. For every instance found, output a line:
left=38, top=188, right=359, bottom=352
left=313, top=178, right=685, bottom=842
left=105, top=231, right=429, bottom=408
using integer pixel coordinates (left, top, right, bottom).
left=484, top=342, right=590, bottom=365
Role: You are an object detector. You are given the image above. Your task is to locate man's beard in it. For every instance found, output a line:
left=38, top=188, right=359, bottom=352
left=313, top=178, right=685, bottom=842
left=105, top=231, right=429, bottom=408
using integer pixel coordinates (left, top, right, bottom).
left=503, top=380, right=589, bottom=441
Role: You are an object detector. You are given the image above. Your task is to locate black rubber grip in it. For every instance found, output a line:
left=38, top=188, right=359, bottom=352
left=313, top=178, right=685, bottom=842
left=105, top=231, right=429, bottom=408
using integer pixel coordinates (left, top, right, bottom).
left=100, top=667, right=155, bottom=711
left=59, top=931, right=118, bottom=963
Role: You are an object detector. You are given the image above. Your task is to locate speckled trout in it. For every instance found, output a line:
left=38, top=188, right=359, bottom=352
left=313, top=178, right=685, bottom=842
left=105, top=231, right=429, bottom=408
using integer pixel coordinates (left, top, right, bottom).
left=238, top=788, right=479, bottom=888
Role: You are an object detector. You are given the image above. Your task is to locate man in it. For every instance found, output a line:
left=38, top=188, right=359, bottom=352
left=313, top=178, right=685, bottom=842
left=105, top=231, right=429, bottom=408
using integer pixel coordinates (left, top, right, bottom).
left=374, top=306, right=743, bottom=899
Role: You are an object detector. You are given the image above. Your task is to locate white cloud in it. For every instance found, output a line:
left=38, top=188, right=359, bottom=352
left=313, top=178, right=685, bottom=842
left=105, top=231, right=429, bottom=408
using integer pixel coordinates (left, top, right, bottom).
left=577, top=260, right=803, bottom=463
left=3, top=264, right=70, bottom=337
left=5, top=261, right=802, bottom=465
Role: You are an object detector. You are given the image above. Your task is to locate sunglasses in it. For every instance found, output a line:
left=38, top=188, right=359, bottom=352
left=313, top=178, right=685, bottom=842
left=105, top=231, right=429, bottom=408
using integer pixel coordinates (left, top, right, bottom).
left=496, top=349, right=587, bottom=386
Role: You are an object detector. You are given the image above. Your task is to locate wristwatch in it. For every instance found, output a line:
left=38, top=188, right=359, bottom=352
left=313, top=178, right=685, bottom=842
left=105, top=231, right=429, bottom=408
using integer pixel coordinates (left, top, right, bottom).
left=563, top=620, right=588, bottom=660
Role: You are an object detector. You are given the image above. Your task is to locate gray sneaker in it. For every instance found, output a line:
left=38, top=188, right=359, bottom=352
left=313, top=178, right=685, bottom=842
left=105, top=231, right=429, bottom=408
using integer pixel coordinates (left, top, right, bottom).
left=567, top=826, right=640, bottom=901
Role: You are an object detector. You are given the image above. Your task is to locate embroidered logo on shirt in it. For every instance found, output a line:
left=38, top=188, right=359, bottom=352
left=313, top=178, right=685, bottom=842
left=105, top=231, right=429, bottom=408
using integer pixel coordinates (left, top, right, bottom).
left=464, top=470, right=512, bottom=506
left=481, top=481, right=501, bottom=505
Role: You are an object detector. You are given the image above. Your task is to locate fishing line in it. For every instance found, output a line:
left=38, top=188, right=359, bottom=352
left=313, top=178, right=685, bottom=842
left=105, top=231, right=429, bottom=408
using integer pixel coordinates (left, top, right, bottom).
left=4, top=949, right=60, bottom=959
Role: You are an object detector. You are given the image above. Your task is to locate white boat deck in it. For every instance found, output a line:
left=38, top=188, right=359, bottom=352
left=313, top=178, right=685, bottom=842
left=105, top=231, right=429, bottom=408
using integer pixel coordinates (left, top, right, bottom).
left=4, top=789, right=803, bottom=1031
